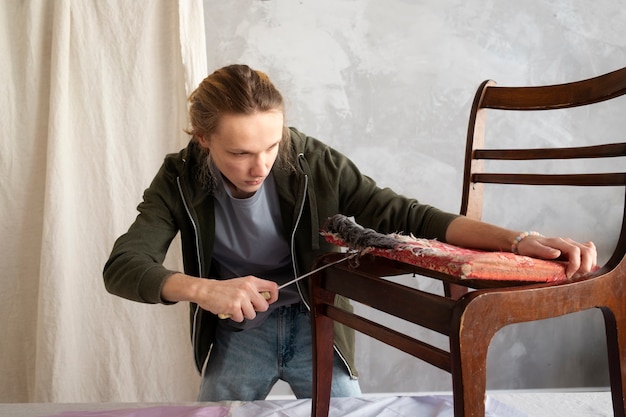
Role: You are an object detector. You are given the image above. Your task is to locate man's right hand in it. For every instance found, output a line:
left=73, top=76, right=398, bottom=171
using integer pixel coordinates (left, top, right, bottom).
left=161, top=273, right=279, bottom=322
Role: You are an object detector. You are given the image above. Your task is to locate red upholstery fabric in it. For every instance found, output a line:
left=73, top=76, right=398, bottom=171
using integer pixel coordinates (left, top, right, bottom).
left=321, top=232, right=567, bottom=282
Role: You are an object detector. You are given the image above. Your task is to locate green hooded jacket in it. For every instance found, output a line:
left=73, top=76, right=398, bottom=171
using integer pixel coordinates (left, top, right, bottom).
left=103, top=127, right=458, bottom=377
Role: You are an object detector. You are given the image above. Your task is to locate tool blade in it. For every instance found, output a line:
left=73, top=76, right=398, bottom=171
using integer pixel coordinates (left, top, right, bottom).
left=277, top=252, right=357, bottom=290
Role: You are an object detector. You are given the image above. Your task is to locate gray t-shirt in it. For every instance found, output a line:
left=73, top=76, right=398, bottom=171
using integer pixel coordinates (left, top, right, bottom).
left=213, top=171, right=301, bottom=330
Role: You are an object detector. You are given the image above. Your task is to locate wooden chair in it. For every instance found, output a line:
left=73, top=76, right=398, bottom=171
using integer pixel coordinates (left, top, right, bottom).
left=310, top=66, right=626, bottom=417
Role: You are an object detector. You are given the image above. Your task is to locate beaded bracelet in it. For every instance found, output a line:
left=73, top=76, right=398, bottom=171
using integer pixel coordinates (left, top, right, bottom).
left=511, top=231, right=543, bottom=254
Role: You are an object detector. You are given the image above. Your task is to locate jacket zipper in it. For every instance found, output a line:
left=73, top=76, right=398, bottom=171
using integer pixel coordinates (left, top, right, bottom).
left=292, top=154, right=357, bottom=380
left=290, top=173, right=308, bottom=305
left=176, top=176, right=203, bottom=368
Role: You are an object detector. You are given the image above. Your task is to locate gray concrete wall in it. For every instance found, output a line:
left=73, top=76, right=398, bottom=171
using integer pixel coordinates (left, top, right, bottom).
left=202, top=0, right=626, bottom=395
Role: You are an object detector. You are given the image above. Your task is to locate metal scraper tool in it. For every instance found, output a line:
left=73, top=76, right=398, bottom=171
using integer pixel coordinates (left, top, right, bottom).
left=218, top=252, right=357, bottom=319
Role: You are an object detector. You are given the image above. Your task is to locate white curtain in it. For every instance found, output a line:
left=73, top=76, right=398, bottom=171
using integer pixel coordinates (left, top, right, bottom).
left=1, top=0, right=207, bottom=402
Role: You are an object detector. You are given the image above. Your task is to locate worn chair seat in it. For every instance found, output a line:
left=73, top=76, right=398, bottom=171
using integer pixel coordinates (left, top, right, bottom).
left=322, top=216, right=568, bottom=283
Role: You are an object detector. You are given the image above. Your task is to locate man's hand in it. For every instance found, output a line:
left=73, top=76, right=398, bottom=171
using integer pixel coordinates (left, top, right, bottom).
left=161, top=273, right=279, bottom=322
left=445, top=216, right=599, bottom=279
left=206, top=276, right=278, bottom=321
left=516, top=236, right=597, bottom=278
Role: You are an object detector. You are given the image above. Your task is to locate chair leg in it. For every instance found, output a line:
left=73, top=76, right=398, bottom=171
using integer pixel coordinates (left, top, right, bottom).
left=312, top=310, right=335, bottom=417
left=450, top=325, right=490, bottom=417
left=450, top=294, right=509, bottom=417
left=450, top=287, right=626, bottom=417
left=445, top=282, right=470, bottom=300
left=601, top=305, right=626, bottom=417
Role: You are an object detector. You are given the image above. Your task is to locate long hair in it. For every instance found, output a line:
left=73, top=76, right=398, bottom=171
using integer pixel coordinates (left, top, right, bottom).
left=186, top=65, right=294, bottom=189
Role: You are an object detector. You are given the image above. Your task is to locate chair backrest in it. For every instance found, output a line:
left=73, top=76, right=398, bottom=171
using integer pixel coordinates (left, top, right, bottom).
left=461, top=67, right=626, bottom=272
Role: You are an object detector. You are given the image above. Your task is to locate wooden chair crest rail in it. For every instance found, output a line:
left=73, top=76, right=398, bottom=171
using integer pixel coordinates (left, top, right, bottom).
left=310, top=66, right=626, bottom=417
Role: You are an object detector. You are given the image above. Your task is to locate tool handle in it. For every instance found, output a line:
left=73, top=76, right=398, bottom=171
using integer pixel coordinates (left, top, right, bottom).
left=217, top=291, right=271, bottom=319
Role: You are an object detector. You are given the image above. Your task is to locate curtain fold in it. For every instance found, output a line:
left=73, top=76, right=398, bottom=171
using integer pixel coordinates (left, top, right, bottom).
left=1, top=0, right=207, bottom=402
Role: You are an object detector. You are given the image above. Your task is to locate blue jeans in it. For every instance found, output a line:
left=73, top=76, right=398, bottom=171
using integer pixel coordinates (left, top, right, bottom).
left=197, top=302, right=361, bottom=401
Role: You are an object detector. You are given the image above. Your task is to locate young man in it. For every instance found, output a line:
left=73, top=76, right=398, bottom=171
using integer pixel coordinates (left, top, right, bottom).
left=103, top=64, right=597, bottom=401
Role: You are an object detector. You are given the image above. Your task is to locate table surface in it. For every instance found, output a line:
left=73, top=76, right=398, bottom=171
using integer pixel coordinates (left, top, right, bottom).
left=0, top=389, right=615, bottom=417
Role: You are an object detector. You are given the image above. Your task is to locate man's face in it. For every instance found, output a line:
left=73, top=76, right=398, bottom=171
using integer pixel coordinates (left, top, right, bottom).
left=199, top=110, right=284, bottom=199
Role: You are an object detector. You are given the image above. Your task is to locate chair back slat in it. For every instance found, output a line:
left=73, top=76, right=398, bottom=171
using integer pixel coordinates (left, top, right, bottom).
left=474, top=143, right=626, bottom=160
left=472, top=172, right=626, bottom=187
left=481, top=66, right=626, bottom=110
